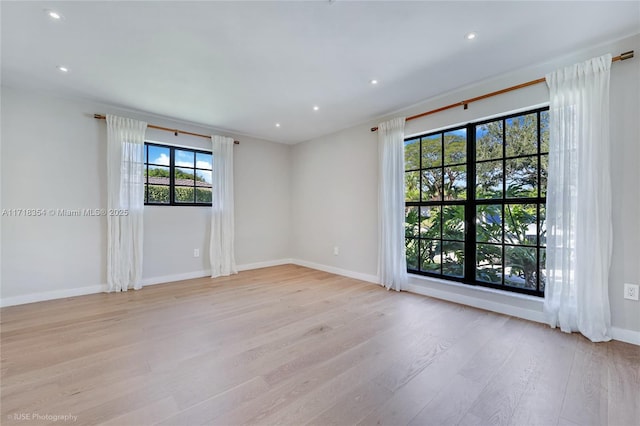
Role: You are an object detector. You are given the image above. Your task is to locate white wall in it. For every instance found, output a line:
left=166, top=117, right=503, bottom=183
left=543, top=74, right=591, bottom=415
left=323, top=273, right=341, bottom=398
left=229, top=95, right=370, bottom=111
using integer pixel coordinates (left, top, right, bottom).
left=291, top=34, right=640, bottom=336
left=291, top=123, right=378, bottom=278
left=0, top=86, right=291, bottom=303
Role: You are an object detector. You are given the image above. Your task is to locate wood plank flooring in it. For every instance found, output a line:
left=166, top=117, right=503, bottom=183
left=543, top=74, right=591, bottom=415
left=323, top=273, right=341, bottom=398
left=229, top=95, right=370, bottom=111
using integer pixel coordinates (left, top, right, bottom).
left=1, top=265, right=638, bottom=426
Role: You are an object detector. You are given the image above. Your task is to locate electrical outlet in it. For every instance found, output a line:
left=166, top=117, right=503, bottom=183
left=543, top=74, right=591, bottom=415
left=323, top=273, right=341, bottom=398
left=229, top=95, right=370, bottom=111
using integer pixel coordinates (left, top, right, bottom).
left=624, top=283, right=639, bottom=301
left=333, top=246, right=339, bottom=256
left=193, top=249, right=200, bottom=258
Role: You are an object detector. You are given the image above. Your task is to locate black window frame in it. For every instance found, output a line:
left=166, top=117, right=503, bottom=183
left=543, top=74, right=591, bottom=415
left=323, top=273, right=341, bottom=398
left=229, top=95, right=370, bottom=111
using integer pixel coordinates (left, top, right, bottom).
left=405, top=106, right=548, bottom=297
left=144, top=142, right=213, bottom=207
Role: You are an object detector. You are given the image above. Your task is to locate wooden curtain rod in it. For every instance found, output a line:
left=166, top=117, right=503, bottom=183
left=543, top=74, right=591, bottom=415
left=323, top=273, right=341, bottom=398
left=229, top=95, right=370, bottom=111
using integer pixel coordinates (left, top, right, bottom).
left=370, top=50, right=634, bottom=132
left=94, top=114, right=240, bottom=144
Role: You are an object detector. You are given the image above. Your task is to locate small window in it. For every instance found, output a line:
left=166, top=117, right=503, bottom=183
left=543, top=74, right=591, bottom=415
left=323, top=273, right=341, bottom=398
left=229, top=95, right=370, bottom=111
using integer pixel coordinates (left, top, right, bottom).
left=144, top=143, right=212, bottom=206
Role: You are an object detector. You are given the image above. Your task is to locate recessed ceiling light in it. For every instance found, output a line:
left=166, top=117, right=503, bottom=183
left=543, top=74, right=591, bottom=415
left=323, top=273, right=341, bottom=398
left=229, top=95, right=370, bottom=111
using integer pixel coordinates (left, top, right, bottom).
left=275, top=123, right=281, bottom=128
left=313, top=106, right=319, bottom=111
left=370, top=79, right=378, bottom=85
left=465, top=32, right=477, bottom=40
left=57, top=66, right=69, bottom=73
left=45, top=9, right=63, bottom=20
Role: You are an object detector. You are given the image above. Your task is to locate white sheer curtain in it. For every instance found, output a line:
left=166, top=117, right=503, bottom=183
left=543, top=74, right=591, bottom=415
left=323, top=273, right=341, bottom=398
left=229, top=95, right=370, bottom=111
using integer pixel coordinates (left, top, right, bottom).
left=210, top=135, right=237, bottom=278
left=378, top=117, right=408, bottom=291
left=543, top=54, right=613, bottom=342
left=106, top=115, right=147, bottom=292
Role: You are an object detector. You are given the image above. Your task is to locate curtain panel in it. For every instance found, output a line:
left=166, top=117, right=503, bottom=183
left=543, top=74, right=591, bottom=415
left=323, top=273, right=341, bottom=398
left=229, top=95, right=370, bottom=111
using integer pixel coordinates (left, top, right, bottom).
left=378, top=117, right=408, bottom=291
left=210, top=135, right=237, bottom=278
left=543, top=54, right=613, bottom=342
left=106, top=115, right=147, bottom=292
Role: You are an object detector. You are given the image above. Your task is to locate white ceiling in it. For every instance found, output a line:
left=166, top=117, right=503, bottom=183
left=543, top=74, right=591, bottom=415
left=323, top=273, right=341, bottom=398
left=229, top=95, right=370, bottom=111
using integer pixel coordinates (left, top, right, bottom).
left=2, top=1, right=639, bottom=144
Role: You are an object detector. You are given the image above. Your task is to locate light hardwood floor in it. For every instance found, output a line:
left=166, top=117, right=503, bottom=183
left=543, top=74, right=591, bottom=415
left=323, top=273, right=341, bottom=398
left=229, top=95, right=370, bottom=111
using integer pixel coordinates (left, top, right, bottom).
left=1, top=265, right=638, bottom=426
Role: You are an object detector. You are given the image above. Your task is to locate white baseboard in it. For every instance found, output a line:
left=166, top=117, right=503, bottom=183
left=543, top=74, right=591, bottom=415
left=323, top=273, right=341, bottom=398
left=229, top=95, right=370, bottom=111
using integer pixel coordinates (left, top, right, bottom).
left=0, top=285, right=105, bottom=308
left=141, top=270, right=212, bottom=286
left=290, top=258, right=379, bottom=284
left=611, top=327, right=640, bottom=346
left=0, top=259, right=290, bottom=308
left=236, top=258, right=292, bottom=272
left=143, top=259, right=294, bottom=285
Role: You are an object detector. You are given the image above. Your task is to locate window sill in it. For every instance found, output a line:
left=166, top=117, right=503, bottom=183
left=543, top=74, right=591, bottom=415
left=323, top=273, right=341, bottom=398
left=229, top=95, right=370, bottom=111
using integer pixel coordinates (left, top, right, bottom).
left=144, top=204, right=212, bottom=208
left=406, top=273, right=544, bottom=323
left=408, top=273, right=543, bottom=302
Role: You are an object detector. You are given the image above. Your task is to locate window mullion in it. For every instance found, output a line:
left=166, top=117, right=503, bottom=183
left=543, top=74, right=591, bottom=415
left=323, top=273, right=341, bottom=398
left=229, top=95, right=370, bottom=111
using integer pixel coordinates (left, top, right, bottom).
left=169, top=146, right=175, bottom=205
left=418, top=137, right=423, bottom=272
left=440, top=132, right=444, bottom=274
left=144, top=144, right=148, bottom=204
left=465, top=123, right=476, bottom=285
left=501, top=119, right=507, bottom=287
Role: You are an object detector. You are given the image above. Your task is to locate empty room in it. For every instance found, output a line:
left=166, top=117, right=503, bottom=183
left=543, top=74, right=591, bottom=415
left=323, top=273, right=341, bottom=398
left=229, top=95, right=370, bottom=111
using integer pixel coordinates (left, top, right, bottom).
left=1, top=1, right=639, bottom=425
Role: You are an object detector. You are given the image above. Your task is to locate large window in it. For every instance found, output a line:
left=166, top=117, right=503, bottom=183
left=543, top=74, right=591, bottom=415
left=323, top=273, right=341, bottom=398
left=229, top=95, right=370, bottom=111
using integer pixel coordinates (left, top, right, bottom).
left=144, top=143, right=213, bottom=206
left=405, top=107, right=548, bottom=296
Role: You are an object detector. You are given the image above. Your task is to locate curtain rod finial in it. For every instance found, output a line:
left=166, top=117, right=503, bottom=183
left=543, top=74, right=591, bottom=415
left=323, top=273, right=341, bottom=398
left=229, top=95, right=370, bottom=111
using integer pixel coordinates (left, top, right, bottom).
left=620, top=51, right=634, bottom=61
